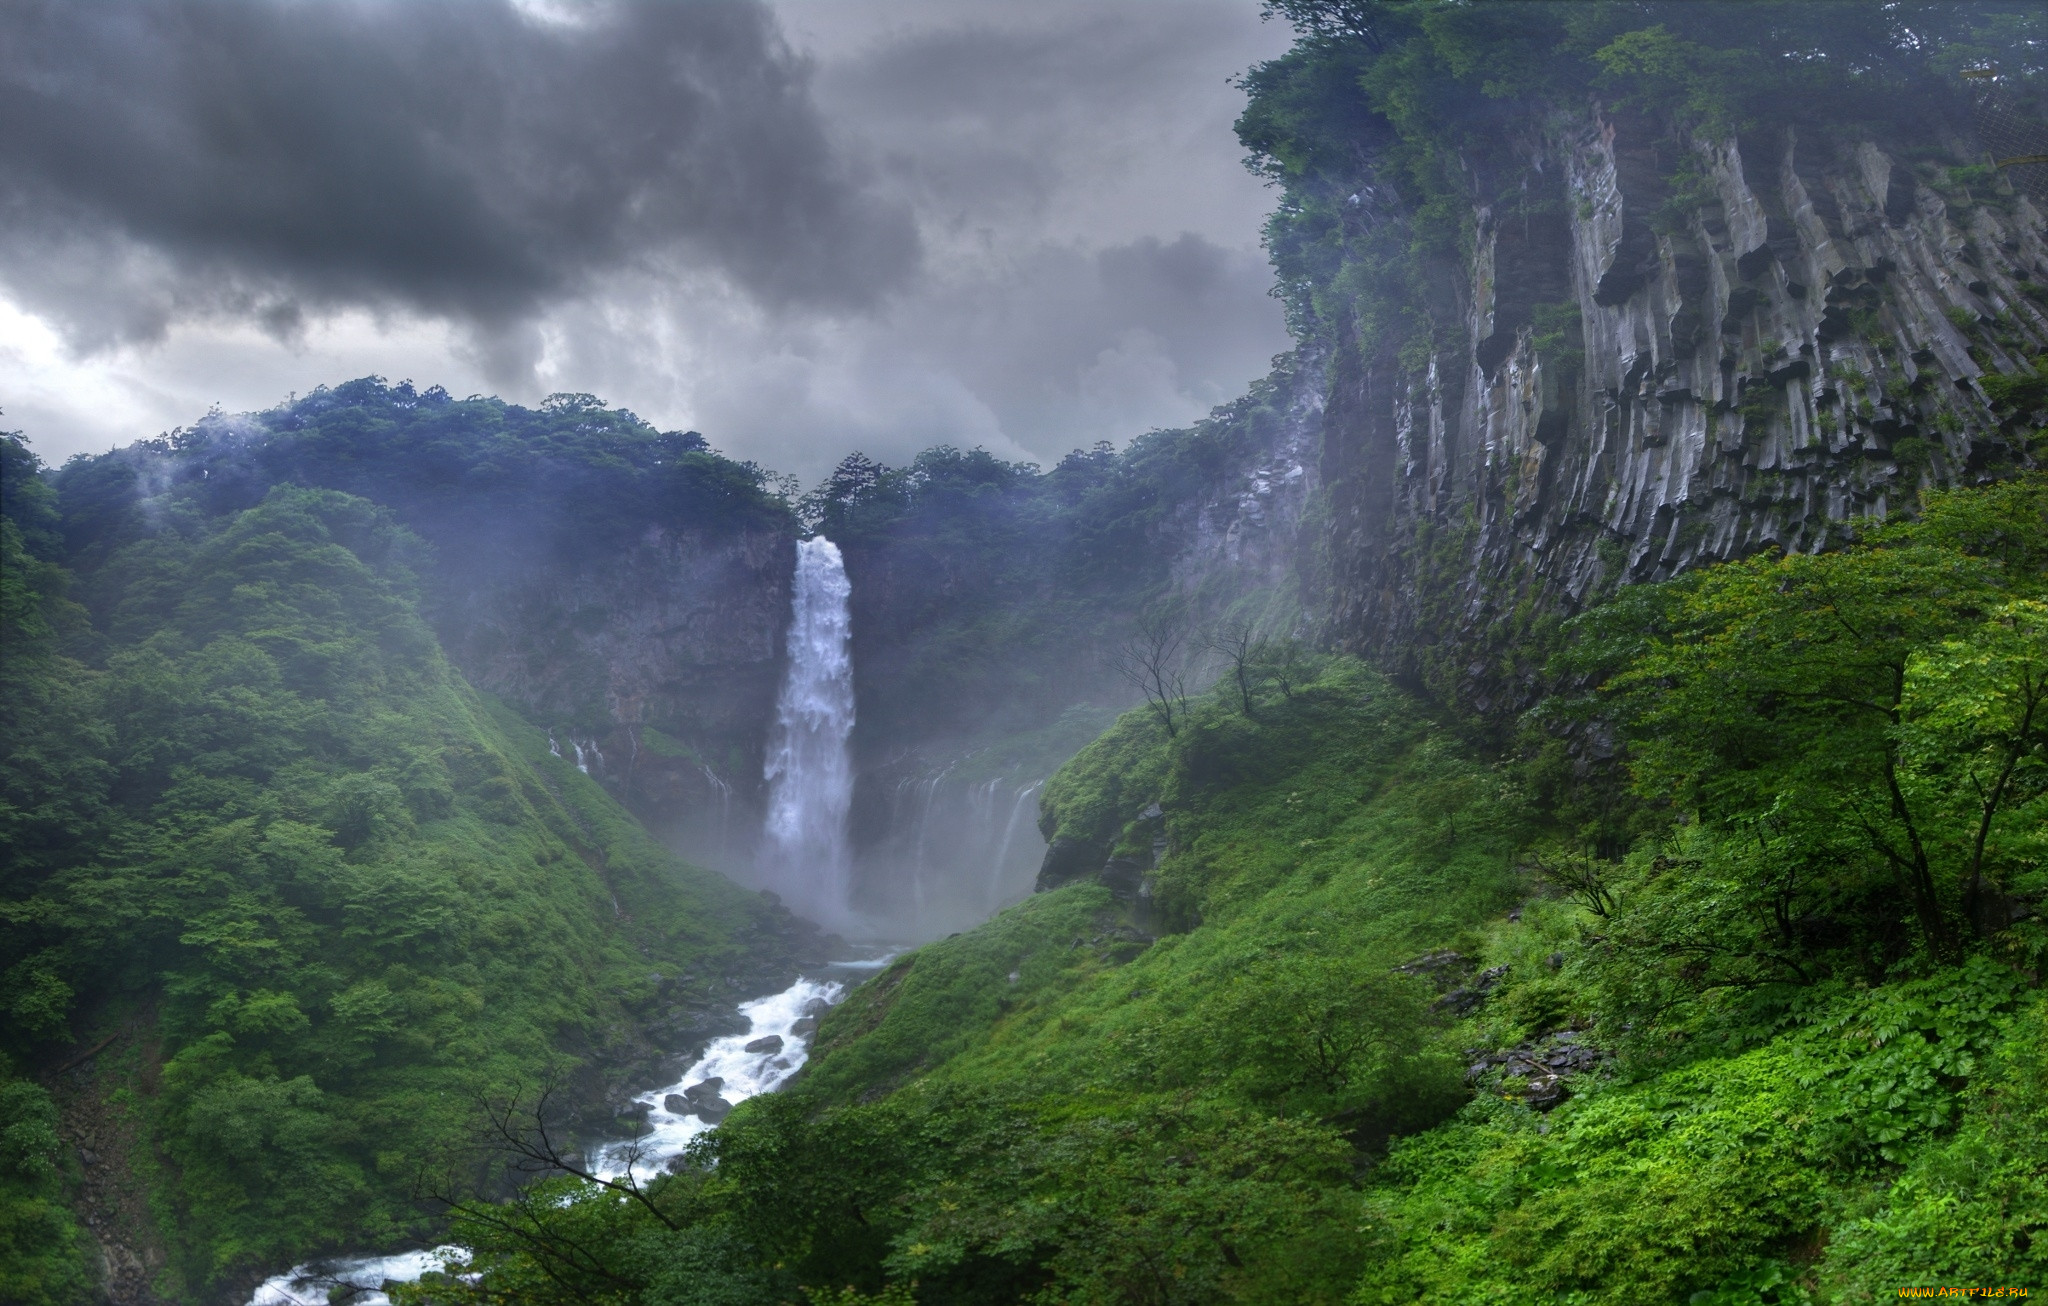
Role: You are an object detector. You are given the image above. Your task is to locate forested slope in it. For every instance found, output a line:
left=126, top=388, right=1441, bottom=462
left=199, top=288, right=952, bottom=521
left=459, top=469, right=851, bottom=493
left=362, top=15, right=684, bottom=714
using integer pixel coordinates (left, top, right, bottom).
left=399, top=474, right=2045, bottom=1305
left=1, top=435, right=804, bottom=1302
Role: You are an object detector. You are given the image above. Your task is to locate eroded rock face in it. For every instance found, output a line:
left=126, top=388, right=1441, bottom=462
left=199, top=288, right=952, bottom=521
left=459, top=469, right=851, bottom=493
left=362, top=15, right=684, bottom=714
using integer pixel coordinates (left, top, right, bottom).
left=1323, top=107, right=2048, bottom=718
left=1164, top=355, right=1327, bottom=613
left=435, top=523, right=794, bottom=859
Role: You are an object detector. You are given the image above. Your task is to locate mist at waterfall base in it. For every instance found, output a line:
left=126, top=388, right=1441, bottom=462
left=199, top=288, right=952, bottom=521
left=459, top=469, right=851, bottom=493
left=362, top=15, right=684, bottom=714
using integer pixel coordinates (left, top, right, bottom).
left=752, top=537, right=1049, bottom=939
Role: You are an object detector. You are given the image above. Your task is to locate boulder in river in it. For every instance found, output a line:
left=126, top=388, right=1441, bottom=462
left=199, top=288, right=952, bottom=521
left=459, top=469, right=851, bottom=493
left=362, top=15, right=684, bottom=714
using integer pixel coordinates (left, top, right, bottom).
left=663, top=1094, right=690, bottom=1114
left=791, top=1016, right=819, bottom=1036
left=744, top=1035, right=784, bottom=1054
left=683, top=1077, right=724, bottom=1102
left=693, top=1095, right=734, bottom=1124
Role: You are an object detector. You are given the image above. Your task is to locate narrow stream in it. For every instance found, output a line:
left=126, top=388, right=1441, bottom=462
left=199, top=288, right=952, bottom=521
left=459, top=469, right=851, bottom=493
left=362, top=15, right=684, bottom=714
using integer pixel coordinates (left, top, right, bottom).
left=246, top=958, right=894, bottom=1306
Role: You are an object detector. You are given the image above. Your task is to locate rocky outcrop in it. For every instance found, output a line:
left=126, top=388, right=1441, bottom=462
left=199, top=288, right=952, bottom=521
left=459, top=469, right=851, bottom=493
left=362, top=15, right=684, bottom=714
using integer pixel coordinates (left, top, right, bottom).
left=1467, top=1030, right=1610, bottom=1111
left=1323, top=106, right=2048, bottom=718
left=435, top=523, right=793, bottom=863
left=1163, top=353, right=1327, bottom=627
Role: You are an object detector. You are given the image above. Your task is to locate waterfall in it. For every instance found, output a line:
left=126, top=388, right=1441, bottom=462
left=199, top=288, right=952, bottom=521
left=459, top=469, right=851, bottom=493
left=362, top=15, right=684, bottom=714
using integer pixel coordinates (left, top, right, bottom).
left=762, top=537, right=856, bottom=923
left=990, top=780, right=1044, bottom=913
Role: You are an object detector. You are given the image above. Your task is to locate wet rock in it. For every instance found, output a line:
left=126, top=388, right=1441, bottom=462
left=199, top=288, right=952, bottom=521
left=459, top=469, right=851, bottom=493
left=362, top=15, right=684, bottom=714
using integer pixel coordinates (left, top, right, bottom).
left=1394, top=949, right=1474, bottom=990
left=663, top=1094, right=690, bottom=1114
left=1322, top=113, right=2048, bottom=734
left=1036, top=835, right=1106, bottom=892
left=693, top=1095, right=734, bottom=1124
left=744, top=1035, right=784, bottom=1054
left=1434, top=964, right=1510, bottom=1015
left=1466, top=1031, right=1610, bottom=1111
left=683, top=1077, right=724, bottom=1102
left=790, top=1016, right=819, bottom=1036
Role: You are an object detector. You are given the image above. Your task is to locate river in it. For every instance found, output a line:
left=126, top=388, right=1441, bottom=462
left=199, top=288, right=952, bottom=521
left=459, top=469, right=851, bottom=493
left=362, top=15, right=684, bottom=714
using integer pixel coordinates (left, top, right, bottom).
left=246, top=956, right=893, bottom=1306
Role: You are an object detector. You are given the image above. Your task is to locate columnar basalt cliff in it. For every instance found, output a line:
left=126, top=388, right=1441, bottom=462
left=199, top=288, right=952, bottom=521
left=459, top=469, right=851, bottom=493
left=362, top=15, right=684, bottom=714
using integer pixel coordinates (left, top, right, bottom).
left=1320, top=110, right=2048, bottom=717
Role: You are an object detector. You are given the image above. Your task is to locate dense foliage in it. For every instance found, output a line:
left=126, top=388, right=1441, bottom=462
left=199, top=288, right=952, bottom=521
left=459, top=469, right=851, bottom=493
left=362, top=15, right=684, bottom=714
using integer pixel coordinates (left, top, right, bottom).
left=9, top=4, right=2048, bottom=1299
left=1, top=433, right=794, bottom=1298
left=399, top=474, right=2043, bottom=1305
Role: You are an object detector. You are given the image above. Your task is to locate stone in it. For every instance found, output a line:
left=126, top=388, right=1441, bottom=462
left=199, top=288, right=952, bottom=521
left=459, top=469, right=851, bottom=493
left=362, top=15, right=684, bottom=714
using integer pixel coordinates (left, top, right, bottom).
left=790, top=1016, right=819, bottom=1036
left=683, top=1077, right=724, bottom=1101
left=663, top=1094, right=690, bottom=1114
left=744, top=1035, right=784, bottom=1054
left=694, top=1095, right=734, bottom=1124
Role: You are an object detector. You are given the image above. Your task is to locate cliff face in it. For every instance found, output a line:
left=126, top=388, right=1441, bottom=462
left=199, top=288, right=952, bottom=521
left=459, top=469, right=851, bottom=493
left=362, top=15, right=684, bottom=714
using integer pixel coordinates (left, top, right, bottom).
left=434, top=524, right=793, bottom=867
left=1164, top=353, right=1327, bottom=627
left=1322, top=109, right=2048, bottom=716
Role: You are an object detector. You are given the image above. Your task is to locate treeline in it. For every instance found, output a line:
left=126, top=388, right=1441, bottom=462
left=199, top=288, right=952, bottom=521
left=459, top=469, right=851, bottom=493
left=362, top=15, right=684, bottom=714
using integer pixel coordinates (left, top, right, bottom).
left=54, top=378, right=794, bottom=581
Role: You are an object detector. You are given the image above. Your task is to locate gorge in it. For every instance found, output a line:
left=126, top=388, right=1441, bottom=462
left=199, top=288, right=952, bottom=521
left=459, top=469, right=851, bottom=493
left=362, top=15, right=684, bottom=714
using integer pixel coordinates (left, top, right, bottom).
left=4, top=3, right=2048, bottom=1304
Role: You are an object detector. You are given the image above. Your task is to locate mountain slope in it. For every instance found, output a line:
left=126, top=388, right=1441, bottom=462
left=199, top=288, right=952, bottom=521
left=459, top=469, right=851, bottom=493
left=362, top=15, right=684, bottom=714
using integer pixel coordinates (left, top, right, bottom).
left=1, top=466, right=804, bottom=1301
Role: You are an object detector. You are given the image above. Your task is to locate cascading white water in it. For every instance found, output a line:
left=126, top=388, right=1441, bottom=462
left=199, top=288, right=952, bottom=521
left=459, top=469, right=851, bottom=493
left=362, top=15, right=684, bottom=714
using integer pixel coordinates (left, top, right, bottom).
left=761, top=537, right=856, bottom=923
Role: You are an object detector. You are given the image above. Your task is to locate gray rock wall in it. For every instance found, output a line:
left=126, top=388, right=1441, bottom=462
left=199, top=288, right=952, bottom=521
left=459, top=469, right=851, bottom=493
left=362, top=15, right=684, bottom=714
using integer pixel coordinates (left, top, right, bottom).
left=1323, top=106, right=2048, bottom=715
left=435, top=523, right=793, bottom=865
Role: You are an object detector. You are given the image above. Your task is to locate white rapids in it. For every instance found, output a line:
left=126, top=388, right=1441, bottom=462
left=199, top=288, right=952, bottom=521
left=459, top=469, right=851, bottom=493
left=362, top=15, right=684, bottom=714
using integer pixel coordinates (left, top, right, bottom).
left=244, top=973, right=846, bottom=1305
left=594, top=975, right=842, bottom=1181
left=247, top=1246, right=465, bottom=1306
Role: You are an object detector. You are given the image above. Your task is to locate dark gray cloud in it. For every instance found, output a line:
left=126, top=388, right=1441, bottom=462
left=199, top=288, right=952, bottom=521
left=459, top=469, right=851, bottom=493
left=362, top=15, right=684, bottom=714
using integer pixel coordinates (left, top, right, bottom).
left=0, top=0, right=919, bottom=348
left=2, top=0, right=1294, bottom=479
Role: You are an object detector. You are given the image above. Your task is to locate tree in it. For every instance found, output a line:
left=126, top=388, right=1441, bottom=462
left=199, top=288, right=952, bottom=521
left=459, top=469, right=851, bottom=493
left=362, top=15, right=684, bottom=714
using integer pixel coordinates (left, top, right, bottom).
left=1601, top=479, right=2048, bottom=960
left=1200, top=620, right=1261, bottom=719
left=1112, top=612, right=1191, bottom=738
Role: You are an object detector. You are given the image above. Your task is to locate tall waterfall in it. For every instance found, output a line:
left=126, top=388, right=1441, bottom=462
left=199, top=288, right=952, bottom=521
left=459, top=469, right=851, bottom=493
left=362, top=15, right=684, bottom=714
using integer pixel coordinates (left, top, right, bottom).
left=762, top=537, right=855, bottom=923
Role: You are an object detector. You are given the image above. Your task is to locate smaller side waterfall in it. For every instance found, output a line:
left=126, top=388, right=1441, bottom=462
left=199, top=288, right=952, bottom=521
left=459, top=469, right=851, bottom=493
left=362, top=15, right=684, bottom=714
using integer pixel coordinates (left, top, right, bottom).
left=761, top=537, right=856, bottom=923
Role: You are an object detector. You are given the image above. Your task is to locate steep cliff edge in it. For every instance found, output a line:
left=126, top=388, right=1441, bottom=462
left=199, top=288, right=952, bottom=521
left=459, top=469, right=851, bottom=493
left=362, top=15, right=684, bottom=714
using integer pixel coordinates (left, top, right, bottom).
left=433, top=522, right=792, bottom=871
left=1236, top=6, right=2048, bottom=729
left=1328, top=114, right=2046, bottom=717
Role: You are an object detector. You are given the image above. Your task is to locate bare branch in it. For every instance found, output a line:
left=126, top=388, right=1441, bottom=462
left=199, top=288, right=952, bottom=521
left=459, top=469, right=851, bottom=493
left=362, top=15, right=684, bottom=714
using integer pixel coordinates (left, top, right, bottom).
left=1112, top=611, right=1190, bottom=737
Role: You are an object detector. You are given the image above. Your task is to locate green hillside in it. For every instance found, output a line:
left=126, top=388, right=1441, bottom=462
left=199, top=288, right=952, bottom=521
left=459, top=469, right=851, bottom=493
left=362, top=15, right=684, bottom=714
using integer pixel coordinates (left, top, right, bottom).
left=397, top=474, right=2045, bottom=1305
left=1, top=448, right=800, bottom=1301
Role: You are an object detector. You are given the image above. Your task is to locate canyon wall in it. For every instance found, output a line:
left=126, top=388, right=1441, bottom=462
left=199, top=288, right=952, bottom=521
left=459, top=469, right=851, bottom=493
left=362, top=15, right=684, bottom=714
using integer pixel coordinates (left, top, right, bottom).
left=1320, top=110, right=2048, bottom=720
left=434, top=524, right=794, bottom=875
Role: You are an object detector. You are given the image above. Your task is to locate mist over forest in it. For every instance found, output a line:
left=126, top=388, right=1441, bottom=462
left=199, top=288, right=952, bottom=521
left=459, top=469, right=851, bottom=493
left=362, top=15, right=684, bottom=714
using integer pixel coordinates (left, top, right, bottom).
left=4, top=2, right=2048, bottom=1304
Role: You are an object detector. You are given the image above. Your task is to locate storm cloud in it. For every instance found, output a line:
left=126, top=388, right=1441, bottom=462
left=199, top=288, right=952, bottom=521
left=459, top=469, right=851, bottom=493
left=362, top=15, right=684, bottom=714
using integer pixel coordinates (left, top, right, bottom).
left=0, top=0, right=919, bottom=348
left=2, top=0, right=1294, bottom=482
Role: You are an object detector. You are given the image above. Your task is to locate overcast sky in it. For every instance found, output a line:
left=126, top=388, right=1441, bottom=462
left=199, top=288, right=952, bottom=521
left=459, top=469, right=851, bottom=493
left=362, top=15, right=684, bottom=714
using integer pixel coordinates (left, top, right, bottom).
left=0, top=0, right=1295, bottom=483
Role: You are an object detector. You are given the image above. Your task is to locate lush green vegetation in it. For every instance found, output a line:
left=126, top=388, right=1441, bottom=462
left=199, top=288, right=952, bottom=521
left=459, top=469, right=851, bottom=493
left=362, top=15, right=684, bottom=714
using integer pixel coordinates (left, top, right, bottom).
left=1, top=432, right=795, bottom=1299
left=10, top=5, right=2048, bottom=1299
left=398, top=474, right=2043, bottom=1305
